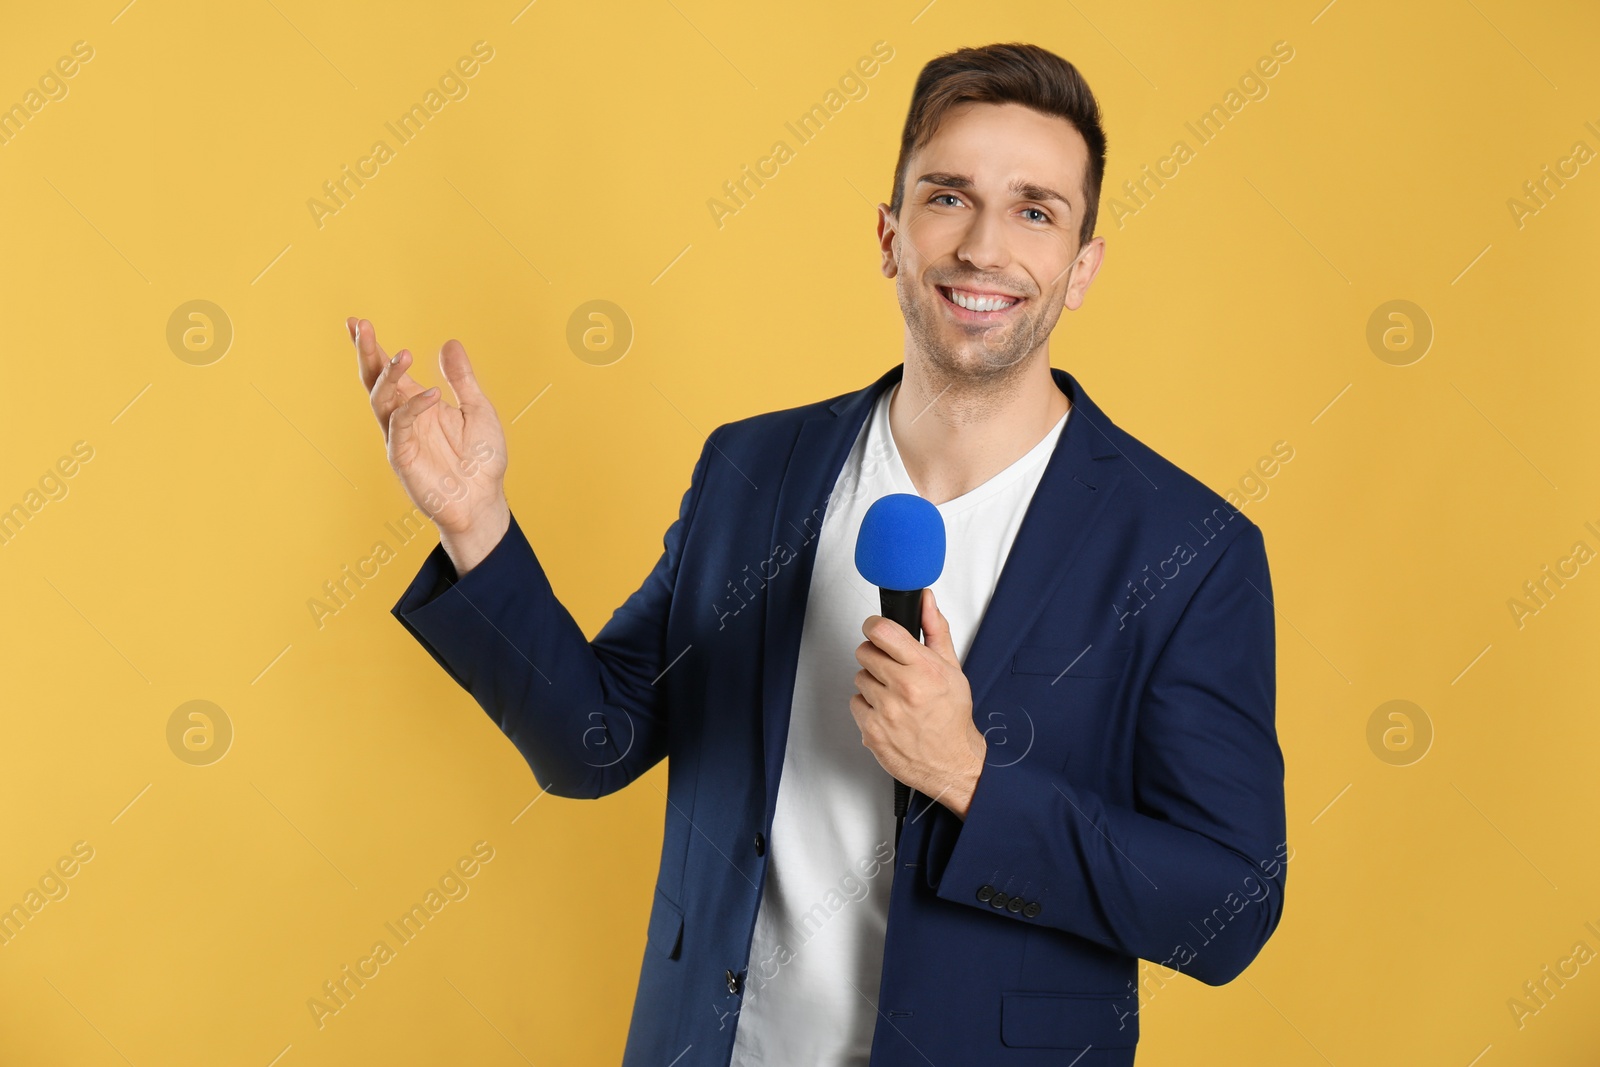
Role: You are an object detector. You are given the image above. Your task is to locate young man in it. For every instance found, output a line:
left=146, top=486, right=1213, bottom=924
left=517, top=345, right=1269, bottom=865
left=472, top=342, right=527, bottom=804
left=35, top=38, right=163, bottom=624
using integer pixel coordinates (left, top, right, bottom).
left=352, top=41, right=1286, bottom=1067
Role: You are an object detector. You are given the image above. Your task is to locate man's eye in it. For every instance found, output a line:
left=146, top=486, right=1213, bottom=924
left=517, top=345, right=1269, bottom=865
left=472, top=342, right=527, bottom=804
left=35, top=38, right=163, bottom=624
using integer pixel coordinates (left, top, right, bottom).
left=1022, top=207, right=1051, bottom=223
left=932, top=193, right=962, bottom=207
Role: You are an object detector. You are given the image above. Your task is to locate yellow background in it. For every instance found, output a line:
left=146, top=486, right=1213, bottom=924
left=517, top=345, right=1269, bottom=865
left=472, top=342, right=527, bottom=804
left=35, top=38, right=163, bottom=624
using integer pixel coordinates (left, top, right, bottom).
left=2, top=0, right=1597, bottom=1063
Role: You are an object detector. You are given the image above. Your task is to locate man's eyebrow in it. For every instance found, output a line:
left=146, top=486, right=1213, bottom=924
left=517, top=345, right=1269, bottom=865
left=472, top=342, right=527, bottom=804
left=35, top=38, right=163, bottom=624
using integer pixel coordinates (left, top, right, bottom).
left=915, top=172, right=1074, bottom=210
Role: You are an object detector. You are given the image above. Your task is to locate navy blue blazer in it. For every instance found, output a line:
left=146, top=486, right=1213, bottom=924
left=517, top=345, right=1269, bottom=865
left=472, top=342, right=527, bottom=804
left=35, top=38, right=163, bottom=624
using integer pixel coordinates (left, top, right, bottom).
left=392, top=362, right=1287, bottom=1066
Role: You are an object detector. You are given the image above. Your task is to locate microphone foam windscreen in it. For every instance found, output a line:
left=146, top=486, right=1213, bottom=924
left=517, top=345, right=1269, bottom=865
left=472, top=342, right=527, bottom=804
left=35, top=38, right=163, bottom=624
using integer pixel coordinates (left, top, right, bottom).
left=854, top=493, right=946, bottom=591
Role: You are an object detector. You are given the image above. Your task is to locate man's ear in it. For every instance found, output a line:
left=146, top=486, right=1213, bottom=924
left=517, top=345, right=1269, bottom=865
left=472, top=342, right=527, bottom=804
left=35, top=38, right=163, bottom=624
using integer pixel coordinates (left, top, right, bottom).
left=877, top=204, right=899, bottom=279
left=1063, top=235, right=1106, bottom=312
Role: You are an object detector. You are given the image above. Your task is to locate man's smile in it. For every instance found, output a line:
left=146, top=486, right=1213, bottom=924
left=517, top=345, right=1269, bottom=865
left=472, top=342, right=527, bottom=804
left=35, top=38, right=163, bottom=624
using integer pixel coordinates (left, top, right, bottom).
left=937, top=284, right=1026, bottom=322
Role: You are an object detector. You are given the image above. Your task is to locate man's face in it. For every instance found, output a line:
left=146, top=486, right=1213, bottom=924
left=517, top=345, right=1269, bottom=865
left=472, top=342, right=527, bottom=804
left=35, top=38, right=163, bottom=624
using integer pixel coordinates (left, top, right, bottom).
left=878, top=101, right=1104, bottom=382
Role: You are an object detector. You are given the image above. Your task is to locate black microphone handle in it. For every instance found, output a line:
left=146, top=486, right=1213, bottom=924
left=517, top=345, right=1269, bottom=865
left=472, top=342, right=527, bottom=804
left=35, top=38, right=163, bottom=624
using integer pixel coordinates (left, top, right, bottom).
left=879, top=587, right=923, bottom=852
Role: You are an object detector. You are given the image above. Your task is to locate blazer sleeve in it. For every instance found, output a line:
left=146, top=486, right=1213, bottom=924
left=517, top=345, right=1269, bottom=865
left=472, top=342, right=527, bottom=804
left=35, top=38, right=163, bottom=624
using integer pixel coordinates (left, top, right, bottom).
left=927, top=521, right=1288, bottom=986
left=390, top=427, right=721, bottom=799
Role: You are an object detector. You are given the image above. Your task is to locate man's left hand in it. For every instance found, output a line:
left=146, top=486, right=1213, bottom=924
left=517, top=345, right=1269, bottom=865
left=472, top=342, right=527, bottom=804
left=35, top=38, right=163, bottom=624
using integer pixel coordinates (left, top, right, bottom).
left=851, top=587, right=987, bottom=821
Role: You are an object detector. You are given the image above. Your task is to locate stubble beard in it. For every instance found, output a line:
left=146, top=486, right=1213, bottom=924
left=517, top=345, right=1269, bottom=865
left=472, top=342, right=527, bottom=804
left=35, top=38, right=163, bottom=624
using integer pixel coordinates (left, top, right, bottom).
left=895, top=272, right=1060, bottom=415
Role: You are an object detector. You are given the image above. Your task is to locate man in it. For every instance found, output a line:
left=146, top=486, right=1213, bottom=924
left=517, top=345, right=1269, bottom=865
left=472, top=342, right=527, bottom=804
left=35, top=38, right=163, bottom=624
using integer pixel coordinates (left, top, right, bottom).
left=351, top=41, right=1286, bottom=1066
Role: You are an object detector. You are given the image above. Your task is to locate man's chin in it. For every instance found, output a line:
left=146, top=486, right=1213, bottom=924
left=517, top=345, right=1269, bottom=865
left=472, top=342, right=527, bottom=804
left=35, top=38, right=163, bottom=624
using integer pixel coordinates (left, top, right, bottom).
left=923, top=338, right=1035, bottom=378
left=949, top=321, right=1037, bottom=367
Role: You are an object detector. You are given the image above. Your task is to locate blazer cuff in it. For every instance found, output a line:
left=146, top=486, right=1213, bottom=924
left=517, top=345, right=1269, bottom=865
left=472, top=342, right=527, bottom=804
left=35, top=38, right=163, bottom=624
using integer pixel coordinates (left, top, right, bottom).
left=930, top=757, right=1074, bottom=927
left=390, top=511, right=543, bottom=689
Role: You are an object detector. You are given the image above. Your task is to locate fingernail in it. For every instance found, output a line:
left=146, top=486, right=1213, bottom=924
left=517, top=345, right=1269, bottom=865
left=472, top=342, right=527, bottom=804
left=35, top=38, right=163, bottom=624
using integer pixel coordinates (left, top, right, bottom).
left=347, top=319, right=357, bottom=342
left=389, top=350, right=403, bottom=366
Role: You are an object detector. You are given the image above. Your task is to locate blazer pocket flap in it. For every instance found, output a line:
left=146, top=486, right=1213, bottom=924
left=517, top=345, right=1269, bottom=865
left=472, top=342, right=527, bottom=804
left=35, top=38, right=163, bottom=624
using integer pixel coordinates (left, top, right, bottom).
left=1011, top=643, right=1132, bottom=679
left=647, top=886, right=684, bottom=960
left=1001, top=990, right=1140, bottom=1049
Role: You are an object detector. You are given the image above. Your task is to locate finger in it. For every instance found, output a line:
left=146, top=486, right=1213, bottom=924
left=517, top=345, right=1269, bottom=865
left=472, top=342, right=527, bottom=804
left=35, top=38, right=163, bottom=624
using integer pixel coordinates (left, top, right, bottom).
left=920, top=588, right=959, bottom=663
left=854, top=666, right=889, bottom=703
left=354, top=318, right=397, bottom=392
left=387, top=385, right=442, bottom=443
left=855, top=641, right=897, bottom=684
left=354, top=318, right=395, bottom=391
left=371, top=349, right=426, bottom=431
left=438, top=339, right=494, bottom=414
left=863, top=614, right=921, bottom=666
left=848, top=692, right=873, bottom=729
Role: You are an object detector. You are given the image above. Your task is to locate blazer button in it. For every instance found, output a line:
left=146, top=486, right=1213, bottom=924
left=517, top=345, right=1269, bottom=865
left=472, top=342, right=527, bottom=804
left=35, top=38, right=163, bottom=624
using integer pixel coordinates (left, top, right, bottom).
left=990, top=892, right=1008, bottom=909
left=1023, top=902, right=1042, bottom=918
left=976, top=884, right=995, bottom=902
left=1007, top=897, right=1022, bottom=913
left=726, top=969, right=742, bottom=995
left=754, top=832, right=766, bottom=856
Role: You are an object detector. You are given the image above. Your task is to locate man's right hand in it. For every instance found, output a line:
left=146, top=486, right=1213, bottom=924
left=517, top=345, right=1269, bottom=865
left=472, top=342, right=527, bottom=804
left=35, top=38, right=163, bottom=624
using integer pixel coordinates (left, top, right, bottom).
left=349, top=317, right=511, bottom=577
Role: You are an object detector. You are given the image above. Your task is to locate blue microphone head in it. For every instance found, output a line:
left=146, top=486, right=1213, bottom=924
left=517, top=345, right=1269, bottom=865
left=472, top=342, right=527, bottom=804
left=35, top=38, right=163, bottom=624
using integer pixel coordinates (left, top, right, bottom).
left=854, top=493, right=946, bottom=591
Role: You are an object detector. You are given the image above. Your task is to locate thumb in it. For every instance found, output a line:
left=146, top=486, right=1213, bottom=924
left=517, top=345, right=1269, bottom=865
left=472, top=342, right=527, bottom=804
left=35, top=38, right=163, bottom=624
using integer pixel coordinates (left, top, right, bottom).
left=920, top=588, right=957, bottom=665
left=439, top=339, right=492, bottom=412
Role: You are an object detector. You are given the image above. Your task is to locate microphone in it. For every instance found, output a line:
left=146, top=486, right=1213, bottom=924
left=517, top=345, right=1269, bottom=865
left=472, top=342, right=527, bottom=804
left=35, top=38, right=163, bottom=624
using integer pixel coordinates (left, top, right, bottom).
left=853, top=493, right=946, bottom=852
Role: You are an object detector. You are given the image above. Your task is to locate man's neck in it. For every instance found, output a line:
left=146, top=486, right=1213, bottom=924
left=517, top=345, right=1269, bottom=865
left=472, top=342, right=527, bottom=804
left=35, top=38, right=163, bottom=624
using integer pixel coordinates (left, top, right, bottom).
left=888, top=355, right=1071, bottom=506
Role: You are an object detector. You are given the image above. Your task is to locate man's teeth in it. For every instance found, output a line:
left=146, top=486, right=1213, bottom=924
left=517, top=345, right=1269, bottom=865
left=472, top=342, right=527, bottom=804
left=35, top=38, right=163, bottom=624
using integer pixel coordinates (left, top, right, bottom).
left=945, top=288, right=1017, bottom=312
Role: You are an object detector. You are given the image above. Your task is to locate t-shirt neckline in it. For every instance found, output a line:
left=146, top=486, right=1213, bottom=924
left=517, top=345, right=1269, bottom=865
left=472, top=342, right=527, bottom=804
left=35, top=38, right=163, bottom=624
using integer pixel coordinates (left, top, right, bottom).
left=879, top=380, right=1069, bottom=516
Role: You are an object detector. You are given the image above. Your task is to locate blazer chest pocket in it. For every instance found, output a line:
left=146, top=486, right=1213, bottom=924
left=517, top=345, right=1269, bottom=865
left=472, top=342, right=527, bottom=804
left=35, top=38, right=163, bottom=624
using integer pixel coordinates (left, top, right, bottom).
left=1011, top=643, right=1132, bottom=680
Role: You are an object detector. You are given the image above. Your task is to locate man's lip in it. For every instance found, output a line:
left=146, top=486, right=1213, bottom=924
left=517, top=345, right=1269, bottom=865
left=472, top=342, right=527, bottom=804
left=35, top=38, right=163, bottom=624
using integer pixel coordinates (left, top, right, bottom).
left=937, top=285, right=1026, bottom=316
left=939, top=284, right=1024, bottom=301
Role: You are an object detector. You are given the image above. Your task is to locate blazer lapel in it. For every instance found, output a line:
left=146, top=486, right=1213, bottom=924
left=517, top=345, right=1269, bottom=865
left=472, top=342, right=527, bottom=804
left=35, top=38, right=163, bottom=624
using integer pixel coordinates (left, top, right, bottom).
left=758, top=363, right=900, bottom=810
left=956, top=367, right=1126, bottom=713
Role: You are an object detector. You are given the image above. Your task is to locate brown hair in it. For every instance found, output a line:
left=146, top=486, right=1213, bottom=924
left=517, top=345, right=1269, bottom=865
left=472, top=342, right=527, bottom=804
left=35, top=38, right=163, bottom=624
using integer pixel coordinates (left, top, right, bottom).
left=889, top=43, right=1108, bottom=249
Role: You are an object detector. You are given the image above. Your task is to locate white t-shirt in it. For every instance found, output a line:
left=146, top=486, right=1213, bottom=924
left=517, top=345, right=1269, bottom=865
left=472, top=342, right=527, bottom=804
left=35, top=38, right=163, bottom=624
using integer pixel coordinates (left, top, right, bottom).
left=729, top=380, right=1070, bottom=1064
